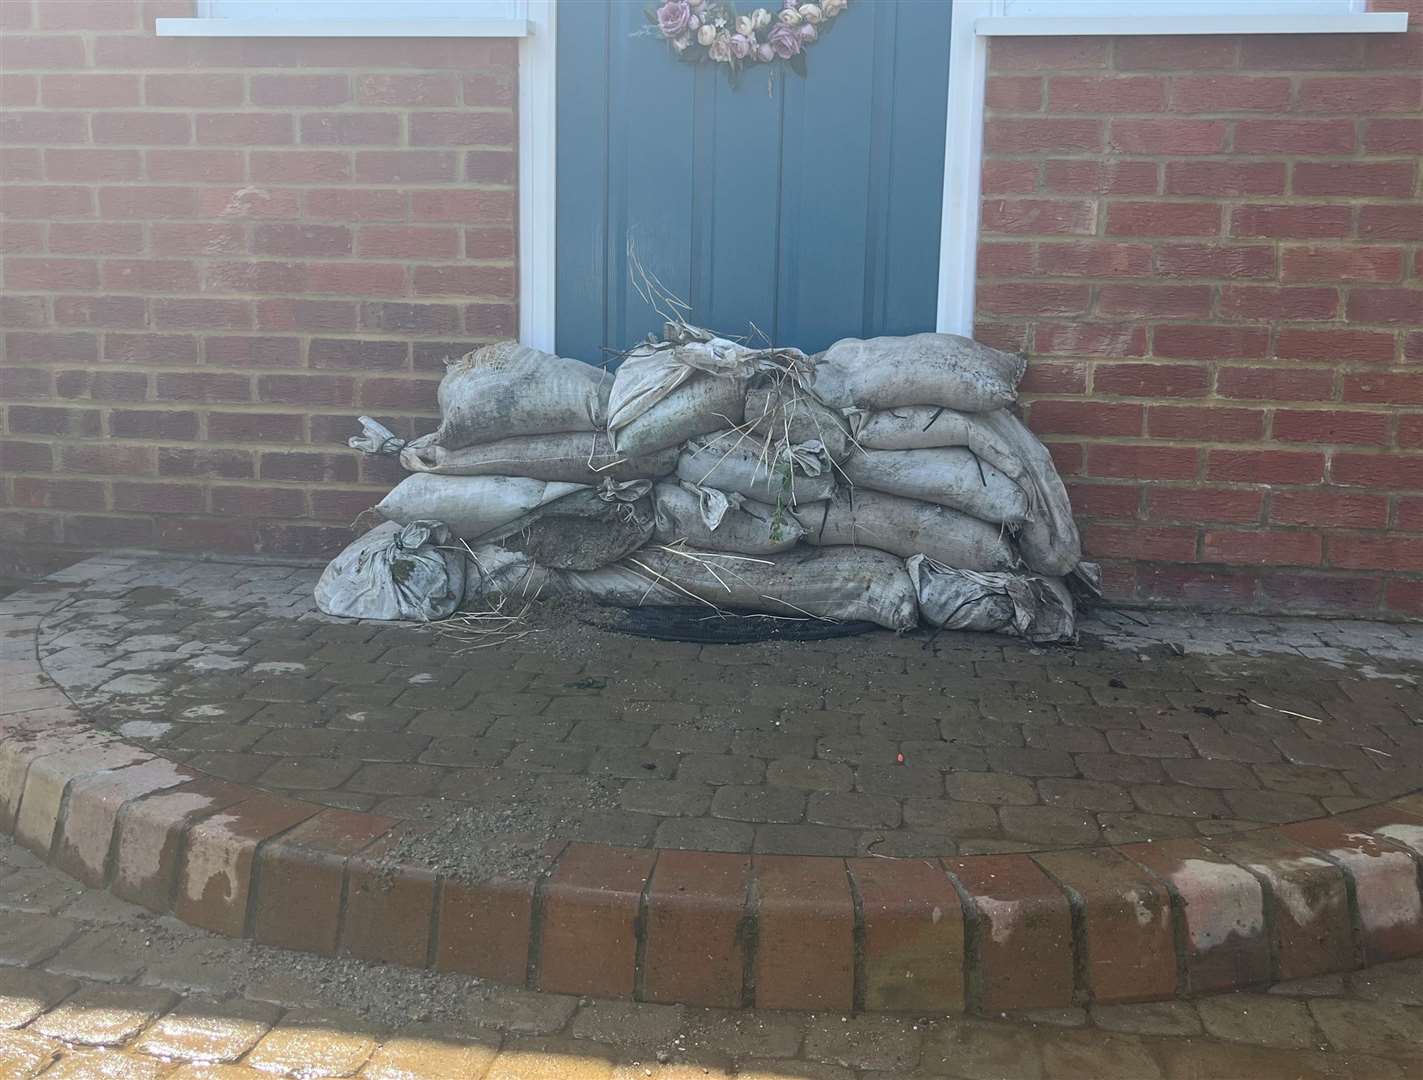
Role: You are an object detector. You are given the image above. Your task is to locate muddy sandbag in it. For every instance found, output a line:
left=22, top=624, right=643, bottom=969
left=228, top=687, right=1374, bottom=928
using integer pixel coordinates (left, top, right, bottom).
left=677, top=433, right=837, bottom=508
left=315, top=520, right=464, bottom=622
left=613, top=544, right=918, bottom=631
left=745, top=383, right=853, bottom=463
left=977, top=409, right=1082, bottom=577
left=377, top=473, right=585, bottom=540
left=793, top=488, right=1018, bottom=572
left=435, top=341, right=610, bottom=449
left=842, top=448, right=1029, bottom=525
left=606, top=339, right=755, bottom=456
left=908, top=556, right=1077, bottom=644
left=400, top=431, right=676, bottom=485
left=653, top=481, right=803, bottom=555
left=847, top=406, right=1021, bottom=478
left=810, top=333, right=1025, bottom=413
left=478, top=479, right=655, bottom=571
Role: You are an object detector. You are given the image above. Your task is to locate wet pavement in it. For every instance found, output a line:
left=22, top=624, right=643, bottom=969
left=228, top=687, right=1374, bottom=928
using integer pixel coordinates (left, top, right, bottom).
left=35, top=555, right=1422, bottom=872
left=0, top=831, right=1421, bottom=1078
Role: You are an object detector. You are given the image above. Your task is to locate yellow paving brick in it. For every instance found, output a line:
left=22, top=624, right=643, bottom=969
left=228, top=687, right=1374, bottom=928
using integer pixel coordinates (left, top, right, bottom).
left=359, top=1026, right=502, bottom=1079
left=30, top=985, right=176, bottom=1047
left=244, top=1009, right=382, bottom=1078
left=40, top=1047, right=176, bottom=1079
left=135, top=997, right=282, bottom=1063
left=484, top=1037, right=617, bottom=1080
left=0, top=1029, right=62, bottom=1078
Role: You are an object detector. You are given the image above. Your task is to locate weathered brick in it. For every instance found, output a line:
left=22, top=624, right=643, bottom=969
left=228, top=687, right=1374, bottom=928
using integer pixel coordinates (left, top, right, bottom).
left=753, top=855, right=854, bottom=1011
left=851, top=858, right=965, bottom=1013
left=948, top=855, right=1073, bottom=1011
left=538, top=844, right=656, bottom=999
left=642, top=851, right=750, bottom=1008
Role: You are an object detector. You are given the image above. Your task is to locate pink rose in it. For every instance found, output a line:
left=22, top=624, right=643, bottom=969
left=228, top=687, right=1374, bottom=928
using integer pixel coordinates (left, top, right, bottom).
left=798, top=22, right=817, bottom=42
left=657, top=0, right=692, bottom=38
left=757, top=42, right=775, bottom=61
left=768, top=21, right=802, bottom=58
left=729, top=33, right=752, bottom=59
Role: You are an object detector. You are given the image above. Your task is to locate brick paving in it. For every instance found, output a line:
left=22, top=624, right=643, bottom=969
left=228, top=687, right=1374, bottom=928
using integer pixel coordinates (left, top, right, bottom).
left=0, top=834, right=1421, bottom=1079
left=35, top=555, right=1422, bottom=862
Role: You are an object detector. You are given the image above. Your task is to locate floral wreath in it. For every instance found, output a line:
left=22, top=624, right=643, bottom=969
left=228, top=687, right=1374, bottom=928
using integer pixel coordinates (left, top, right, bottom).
left=648, top=0, right=848, bottom=82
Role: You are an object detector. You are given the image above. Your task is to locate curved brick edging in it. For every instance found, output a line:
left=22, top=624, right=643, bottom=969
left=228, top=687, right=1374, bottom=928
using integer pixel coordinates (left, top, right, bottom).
left=2, top=575, right=1421, bottom=1015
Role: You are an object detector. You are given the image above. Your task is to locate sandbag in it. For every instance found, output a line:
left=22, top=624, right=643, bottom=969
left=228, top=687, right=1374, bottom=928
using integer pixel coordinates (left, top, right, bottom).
left=810, top=333, right=1025, bottom=413
left=842, top=448, right=1029, bottom=525
left=614, top=544, right=918, bottom=631
left=315, top=520, right=464, bottom=622
left=653, top=481, right=803, bottom=555
left=745, top=383, right=853, bottom=463
left=400, top=431, right=677, bottom=485
left=847, top=406, right=1022, bottom=478
left=977, top=409, right=1082, bottom=577
left=907, top=556, right=1077, bottom=644
left=678, top=433, right=837, bottom=507
left=376, top=473, right=585, bottom=540
left=435, top=341, right=610, bottom=449
left=793, top=488, right=1018, bottom=572
left=478, top=479, right=655, bottom=571
left=606, top=339, right=754, bottom=456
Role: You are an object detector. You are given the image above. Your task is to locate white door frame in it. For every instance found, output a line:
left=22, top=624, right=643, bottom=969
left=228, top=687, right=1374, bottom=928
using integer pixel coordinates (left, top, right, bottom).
left=520, top=0, right=1406, bottom=351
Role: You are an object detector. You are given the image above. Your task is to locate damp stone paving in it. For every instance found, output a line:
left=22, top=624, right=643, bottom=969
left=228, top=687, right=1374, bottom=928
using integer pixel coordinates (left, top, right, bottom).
left=35, top=555, right=1423, bottom=871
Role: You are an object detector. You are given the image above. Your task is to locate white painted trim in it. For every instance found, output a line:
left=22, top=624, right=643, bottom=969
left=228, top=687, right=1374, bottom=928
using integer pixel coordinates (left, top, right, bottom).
left=935, top=0, right=992, bottom=337
left=977, top=13, right=1406, bottom=36
left=156, top=18, right=531, bottom=36
left=519, top=0, right=557, bottom=352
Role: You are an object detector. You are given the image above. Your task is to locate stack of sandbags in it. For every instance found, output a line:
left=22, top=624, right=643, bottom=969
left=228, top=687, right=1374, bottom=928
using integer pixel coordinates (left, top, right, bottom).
left=781, top=333, right=1093, bottom=640
left=321, top=328, right=1096, bottom=641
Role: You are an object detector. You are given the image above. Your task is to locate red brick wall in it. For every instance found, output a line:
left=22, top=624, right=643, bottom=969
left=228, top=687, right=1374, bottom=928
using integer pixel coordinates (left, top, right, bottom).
left=978, top=15, right=1423, bottom=618
left=0, top=0, right=515, bottom=556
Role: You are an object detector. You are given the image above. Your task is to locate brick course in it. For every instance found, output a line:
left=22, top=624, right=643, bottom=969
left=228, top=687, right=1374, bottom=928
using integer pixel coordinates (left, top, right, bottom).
left=980, top=14, right=1422, bottom=617
left=2, top=2, right=1419, bottom=616
left=0, top=0, right=515, bottom=556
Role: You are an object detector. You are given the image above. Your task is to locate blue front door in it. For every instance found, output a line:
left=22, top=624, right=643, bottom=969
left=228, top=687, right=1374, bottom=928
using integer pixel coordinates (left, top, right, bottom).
left=555, top=0, right=953, bottom=366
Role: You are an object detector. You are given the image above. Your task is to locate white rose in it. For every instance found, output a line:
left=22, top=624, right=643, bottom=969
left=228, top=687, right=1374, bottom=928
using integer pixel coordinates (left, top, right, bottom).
left=752, top=7, right=773, bottom=30
left=697, top=23, right=717, bottom=45
left=799, top=4, right=823, bottom=23
left=735, top=14, right=754, bottom=35
left=778, top=7, right=802, bottom=25
left=822, top=0, right=845, bottom=15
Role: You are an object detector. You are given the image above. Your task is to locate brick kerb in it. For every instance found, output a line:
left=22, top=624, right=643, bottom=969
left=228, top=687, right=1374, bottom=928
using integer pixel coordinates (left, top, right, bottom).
left=2, top=571, right=1421, bottom=1014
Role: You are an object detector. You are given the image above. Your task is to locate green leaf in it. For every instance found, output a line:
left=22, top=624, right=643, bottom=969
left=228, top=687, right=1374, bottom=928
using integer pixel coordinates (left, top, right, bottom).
left=788, top=52, right=808, bottom=78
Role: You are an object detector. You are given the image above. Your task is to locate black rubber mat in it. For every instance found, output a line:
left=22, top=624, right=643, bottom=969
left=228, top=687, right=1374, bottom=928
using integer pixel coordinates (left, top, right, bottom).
left=582, top=606, right=880, bottom=644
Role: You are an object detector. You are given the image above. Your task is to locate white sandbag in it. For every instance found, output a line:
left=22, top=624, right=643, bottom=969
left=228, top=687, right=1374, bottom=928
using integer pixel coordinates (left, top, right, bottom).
left=976, top=409, right=1082, bottom=576
left=793, top=488, right=1018, bottom=572
left=677, top=433, right=837, bottom=507
left=907, top=556, right=1077, bottom=644
left=606, top=330, right=812, bottom=456
left=653, top=481, right=803, bottom=555
left=745, top=383, right=853, bottom=463
left=478, top=479, right=655, bottom=571
left=376, top=473, right=585, bottom=540
left=605, top=339, right=753, bottom=456
left=400, top=431, right=677, bottom=485
left=842, top=448, right=1029, bottom=525
left=435, top=341, right=610, bottom=449
left=810, top=333, right=1025, bottom=413
left=315, top=520, right=464, bottom=622
left=847, top=406, right=1022, bottom=478
left=616, top=545, right=918, bottom=631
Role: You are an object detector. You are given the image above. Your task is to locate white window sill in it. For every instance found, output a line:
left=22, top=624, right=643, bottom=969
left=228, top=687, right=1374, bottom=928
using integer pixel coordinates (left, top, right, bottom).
left=155, top=17, right=532, bottom=37
left=977, top=12, right=1407, bottom=35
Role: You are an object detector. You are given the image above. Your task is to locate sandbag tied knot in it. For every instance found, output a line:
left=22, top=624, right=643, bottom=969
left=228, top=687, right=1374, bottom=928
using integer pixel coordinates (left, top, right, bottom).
left=348, top=415, right=408, bottom=456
